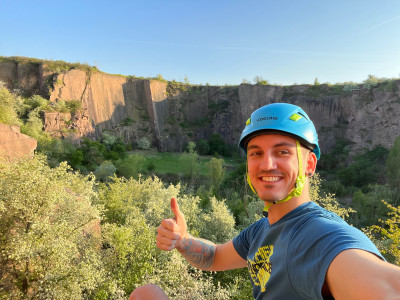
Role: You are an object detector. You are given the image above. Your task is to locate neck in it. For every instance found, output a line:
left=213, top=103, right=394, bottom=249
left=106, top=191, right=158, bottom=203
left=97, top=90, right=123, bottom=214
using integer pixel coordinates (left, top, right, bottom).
left=266, top=183, right=311, bottom=224
left=267, top=197, right=310, bottom=224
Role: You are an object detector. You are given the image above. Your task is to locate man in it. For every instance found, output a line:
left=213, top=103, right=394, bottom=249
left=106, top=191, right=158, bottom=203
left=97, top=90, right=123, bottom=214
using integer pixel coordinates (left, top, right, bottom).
left=131, top=103, right=400, bottom=299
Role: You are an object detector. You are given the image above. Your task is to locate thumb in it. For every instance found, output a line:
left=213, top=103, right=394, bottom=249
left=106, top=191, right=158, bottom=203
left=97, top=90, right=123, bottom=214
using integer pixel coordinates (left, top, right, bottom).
left=170, top=198, right=183, bottom=221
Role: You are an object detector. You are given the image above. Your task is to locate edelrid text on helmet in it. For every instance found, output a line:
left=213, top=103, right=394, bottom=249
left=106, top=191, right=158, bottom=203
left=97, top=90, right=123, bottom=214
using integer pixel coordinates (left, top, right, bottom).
left=239, top=102, right=320, bottom=160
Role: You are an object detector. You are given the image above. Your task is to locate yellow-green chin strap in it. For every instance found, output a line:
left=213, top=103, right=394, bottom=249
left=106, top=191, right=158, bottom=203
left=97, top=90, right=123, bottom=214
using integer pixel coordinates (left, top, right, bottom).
left=246, top=140, right=306, bottom=213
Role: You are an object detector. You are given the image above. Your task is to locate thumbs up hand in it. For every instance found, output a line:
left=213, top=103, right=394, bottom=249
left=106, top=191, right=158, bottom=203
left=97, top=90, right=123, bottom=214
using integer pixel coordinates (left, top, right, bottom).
left=156, top=198, right=188, bottom=251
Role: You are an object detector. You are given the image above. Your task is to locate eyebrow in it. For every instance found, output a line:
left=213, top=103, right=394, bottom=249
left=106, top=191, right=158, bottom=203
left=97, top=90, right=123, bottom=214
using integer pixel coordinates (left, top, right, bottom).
left=247, top=142, right=295, bottom=151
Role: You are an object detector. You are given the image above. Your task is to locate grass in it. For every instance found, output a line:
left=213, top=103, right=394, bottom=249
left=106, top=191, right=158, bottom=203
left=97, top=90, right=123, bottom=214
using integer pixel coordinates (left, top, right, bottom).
left=132, top=150, right=243, bottom=175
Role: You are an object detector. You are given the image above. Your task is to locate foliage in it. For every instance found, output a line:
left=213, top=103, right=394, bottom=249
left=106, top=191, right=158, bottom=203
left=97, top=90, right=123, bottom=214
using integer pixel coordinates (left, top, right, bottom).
left=0, top=155, right=104, bottom=299
left=196, top=139, right=210, bottom=155
left=65, top=99, right=82, bottom=113
left=368, top=200, right=400, bottom=265
left=0, top=87, right=22, bottom=126
left=180, top=142, right=200, bottom=183
left=20, top=108, right=52, bottom=150
left=386, top=135, right=400, bottom=190
left=114, top=154, right=146, bottom=179
left=208, top=133, right=232, bottom=157
left=206, top=157, right=225, bottom=196
left=336, top=146, right=388, bottom=189
left=309, top=173, right=355, bottom=220
left=351, top=184, right=395, bottom=228
left=97, top=175, right=238, bottom=298
left=342, top=82, right=358, bottom=93
left=253, top=76, right=268, bottom=85
left=362, top=74, right=386, bottom=90
left=0, top=56, right=99, bottom=75
left=94, top=160, right=117, bottom=182
left=208, top=100, right=230, bottom=114
left=24, top=95, right=50, bottom=112
left=137, top=136, right=151, bottom=150
left=199, top=197, right=237, bottom=244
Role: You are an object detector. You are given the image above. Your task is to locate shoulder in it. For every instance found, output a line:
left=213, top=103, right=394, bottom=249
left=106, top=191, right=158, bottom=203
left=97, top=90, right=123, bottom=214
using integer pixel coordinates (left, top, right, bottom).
left=290, top=204, right=376, bottom=251
left=285, top=203, right=383, bottom=299
left=232, top=217, right=268, bottom=258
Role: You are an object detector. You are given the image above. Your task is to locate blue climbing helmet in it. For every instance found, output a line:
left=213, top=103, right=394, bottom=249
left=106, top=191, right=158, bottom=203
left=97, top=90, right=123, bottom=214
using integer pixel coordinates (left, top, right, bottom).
left=239, top=102, right=320, bottom=160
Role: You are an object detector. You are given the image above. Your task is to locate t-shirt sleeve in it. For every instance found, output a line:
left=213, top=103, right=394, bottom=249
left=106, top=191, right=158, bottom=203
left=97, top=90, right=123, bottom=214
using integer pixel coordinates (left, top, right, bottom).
left=286, top=215, right=383, bottom=300
left=233, top=219, right=266, bottom=260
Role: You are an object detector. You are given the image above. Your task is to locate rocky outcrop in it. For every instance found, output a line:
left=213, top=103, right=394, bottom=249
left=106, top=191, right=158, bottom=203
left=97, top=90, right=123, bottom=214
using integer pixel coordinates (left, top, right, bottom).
left=0, top=123, right=37, bottom=159
left=1, top=58, right=400, bottom=156
left=43, top=110, right=94, bottom=141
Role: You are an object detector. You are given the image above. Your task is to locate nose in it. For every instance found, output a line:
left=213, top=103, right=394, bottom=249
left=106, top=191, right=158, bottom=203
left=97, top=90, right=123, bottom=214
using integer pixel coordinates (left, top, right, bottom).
left=259, top=155, right=277, bottom=171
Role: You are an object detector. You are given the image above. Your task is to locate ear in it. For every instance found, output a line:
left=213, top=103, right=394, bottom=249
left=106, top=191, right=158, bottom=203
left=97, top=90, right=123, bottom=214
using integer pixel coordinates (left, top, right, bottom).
left=305, top=151, right=317, bottom=175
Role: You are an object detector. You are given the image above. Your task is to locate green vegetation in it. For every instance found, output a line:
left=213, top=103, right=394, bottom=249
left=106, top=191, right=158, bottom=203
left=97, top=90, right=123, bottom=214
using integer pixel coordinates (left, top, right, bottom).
left=0, top=56, right=99, bottom=74
left=1, top=76, right=400, bottom=298
left=208, top=100, right=230, bottom=114
left=253, top=75, right=269, bottom=85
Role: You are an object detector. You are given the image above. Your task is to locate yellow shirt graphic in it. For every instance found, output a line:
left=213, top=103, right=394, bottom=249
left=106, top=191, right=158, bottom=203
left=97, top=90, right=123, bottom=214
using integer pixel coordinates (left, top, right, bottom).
left=247, top=245, right=273, bottom=292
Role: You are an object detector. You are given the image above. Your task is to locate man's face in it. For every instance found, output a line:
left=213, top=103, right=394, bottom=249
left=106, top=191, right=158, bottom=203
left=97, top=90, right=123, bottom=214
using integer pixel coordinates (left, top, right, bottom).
left=247, top=134, right=306, bottom=203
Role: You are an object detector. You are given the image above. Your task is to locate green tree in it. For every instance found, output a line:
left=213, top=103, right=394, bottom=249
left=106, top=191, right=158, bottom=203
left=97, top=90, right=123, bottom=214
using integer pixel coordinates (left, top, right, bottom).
left=180, top=142, right=200, bottom=184
left=94, top=160, right=117, bottom=182
left=97, top=176, right=236, bottom=298
left=369, top=200, right=400, bottom=265
left=137, top=136, right=151, bottom=150
left=206, top=157, right=225, bottom=196
left=208, top=133, right=230, bottom=156
left=253, top=76, right=269, bottom=85
left=386, top=135, right=400, bottom=191
left=0, top=155, right=104, bottom=299
left=309, top=173, right=355, bottom=220
left=196, top=139, right=210, bottom=155
left=114, top=154, right=146, bottom=179
left=351, top=185, right=393, bottom=227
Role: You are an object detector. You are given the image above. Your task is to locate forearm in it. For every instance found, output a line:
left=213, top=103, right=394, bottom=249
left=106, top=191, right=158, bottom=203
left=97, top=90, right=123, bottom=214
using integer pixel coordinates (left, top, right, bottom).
left=177, top=235, right=216, bottom=271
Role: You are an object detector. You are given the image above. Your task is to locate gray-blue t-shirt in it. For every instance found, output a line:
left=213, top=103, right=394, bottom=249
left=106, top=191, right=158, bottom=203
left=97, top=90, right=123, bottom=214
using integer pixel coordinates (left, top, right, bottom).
left=232, top=201, right=383, bottom=299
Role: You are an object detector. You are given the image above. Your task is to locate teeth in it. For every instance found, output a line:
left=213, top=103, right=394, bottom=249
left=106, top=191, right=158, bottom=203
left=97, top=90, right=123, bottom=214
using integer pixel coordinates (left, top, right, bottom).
left=261, top=177, right=280, bottom=182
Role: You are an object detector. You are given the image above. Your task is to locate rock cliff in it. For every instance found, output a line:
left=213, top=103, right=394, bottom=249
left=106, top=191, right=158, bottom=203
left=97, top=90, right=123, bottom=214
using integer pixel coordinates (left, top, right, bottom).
left=1, top=58, right=399, bottom=156
left=0, top=123, right=37, bottom=159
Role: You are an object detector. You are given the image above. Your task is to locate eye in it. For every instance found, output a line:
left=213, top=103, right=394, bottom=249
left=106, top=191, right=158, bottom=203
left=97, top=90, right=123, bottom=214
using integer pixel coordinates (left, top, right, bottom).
left=277, top=150, right=290, bottom=156
left=249, top=151, right=262, bottom=157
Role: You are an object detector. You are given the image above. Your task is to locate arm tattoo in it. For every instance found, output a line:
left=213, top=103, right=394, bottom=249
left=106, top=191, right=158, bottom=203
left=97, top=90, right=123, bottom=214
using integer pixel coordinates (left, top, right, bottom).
left=178, top=236, right=216, bottom=270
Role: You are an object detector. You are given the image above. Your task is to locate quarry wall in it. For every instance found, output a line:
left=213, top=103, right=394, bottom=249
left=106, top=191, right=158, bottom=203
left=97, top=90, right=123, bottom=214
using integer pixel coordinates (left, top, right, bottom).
left=1, top=59, right=399, bottom=156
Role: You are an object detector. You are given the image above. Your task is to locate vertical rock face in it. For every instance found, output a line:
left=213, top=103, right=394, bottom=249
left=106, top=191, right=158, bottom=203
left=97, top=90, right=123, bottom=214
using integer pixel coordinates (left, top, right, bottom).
left=0, top=123, right=37, bottom=159
left=0, top=61, right=41, bottom=94
left=1, top=59, right=400, bottom=155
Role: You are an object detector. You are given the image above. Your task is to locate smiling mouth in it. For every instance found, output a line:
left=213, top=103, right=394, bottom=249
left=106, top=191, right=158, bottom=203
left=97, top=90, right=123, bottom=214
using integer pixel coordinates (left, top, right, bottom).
left=260, top=176, right=281, bottom=182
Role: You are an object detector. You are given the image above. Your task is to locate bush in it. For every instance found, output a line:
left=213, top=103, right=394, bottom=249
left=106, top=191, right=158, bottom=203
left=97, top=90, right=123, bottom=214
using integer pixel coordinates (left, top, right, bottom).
left=0, top=87, right=21, bottom=125
left=114, top=154, right=146, bottom=179
left=208, top=133, right=231, bottom=157
left=137, top=136, right=151, bottom=150
left=0, top=155, right=104, bottom=299
left=94, top=161, right=117, bottom=182
left=196, top=139, right=210, bottom=155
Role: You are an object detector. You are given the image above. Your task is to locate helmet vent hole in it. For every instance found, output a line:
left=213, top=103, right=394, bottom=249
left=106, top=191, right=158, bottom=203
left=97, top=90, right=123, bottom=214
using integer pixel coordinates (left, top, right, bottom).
left=297, top=112, right=309, bottom=120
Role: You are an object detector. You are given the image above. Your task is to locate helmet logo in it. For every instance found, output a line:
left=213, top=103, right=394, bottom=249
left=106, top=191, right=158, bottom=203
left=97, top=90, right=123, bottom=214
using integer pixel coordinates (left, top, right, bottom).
left=257, top=116, right=278, bottom=122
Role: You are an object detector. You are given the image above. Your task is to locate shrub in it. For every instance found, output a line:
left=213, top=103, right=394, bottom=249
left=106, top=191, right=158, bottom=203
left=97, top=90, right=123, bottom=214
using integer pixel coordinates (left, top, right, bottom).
left=114, top=154, right=146, bottom=179
left=137, top=136, right=151, bottom=150
left=0, top=87, right=21, bottom=125
left=94, top=161, right=117, bottom=182
left=0, top=155, right=104, bottom=299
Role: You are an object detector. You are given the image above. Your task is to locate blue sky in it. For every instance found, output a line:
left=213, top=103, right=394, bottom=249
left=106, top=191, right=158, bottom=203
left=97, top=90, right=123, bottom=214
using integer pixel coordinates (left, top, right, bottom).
left=1, top=0, right=399, bottom=85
